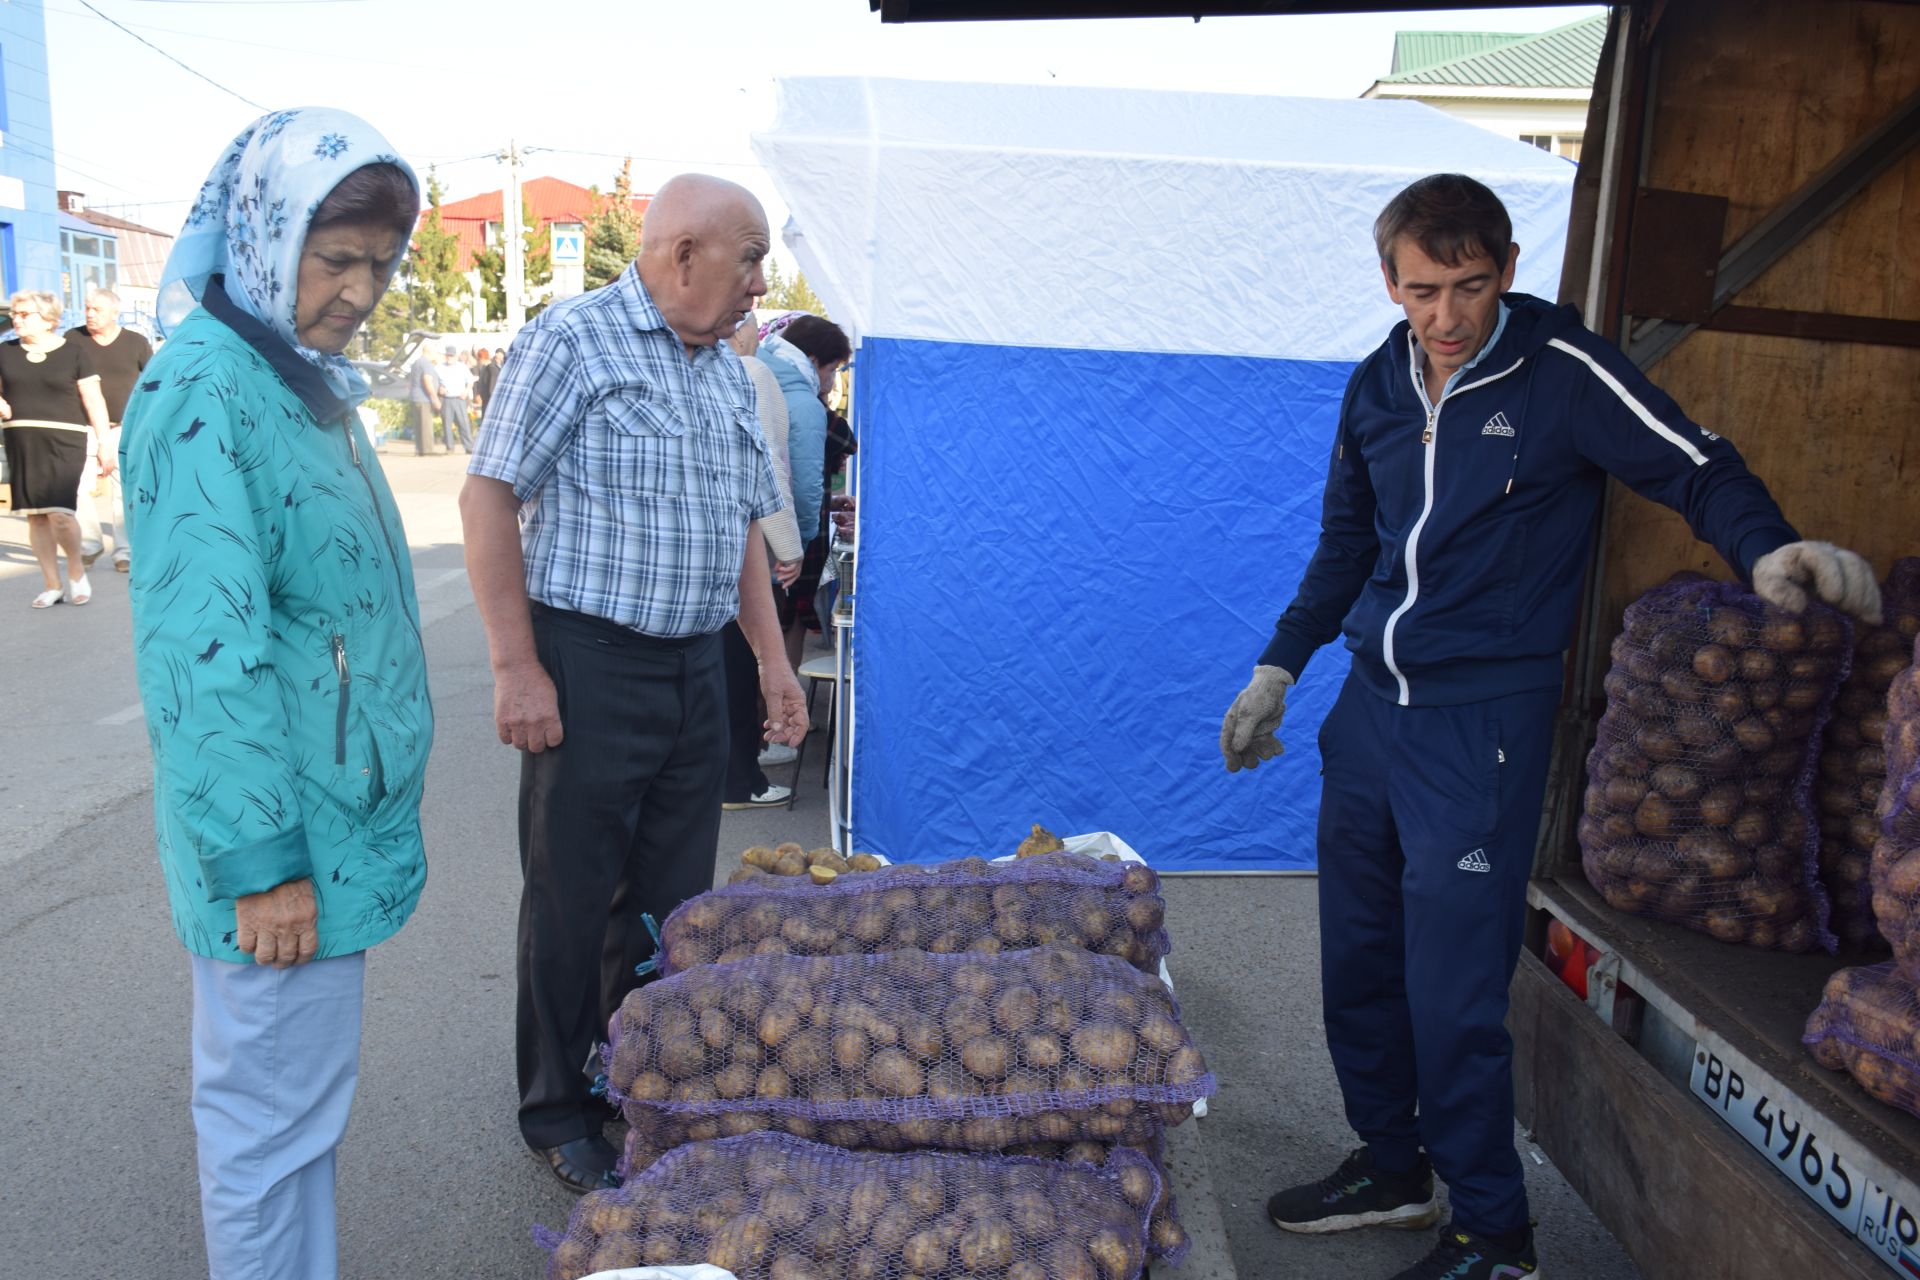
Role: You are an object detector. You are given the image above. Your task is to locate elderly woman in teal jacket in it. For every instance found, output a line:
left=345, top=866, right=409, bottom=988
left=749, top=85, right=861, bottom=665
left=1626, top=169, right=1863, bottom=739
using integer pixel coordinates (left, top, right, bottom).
left=121, top=109, right=430, bottom=1280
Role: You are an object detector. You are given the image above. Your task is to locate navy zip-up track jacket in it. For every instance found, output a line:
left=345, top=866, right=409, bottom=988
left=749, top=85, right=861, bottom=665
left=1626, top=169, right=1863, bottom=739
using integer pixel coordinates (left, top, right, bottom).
left=1260, top=293, right=1800, bottom=707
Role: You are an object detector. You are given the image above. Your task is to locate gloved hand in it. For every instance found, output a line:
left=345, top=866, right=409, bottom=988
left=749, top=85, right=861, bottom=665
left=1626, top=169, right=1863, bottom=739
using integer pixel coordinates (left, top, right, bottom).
left=1752, top=540, right=1883, bottom=625
left=1220, top=665, right=1295, bottom=773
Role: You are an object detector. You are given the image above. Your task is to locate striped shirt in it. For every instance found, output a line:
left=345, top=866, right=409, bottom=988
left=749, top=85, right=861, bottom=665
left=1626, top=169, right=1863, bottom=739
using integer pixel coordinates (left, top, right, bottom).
left=469, top=264, right=783, bottom=637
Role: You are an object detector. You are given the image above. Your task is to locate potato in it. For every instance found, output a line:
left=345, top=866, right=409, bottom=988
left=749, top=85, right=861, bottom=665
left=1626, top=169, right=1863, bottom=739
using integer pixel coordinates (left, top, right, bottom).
left=962, top=1035, right=1013, bottom=1080
left=769, top=1255, right=826, bottom=1280
left=707, top=1213, right=773, bottom=1272
left=742, top=845, right=780, bottom=871
left=1045, top=1238, right=1100, bottom=1280
left=1693, top=644, right=1736, bottom=683
left=959, top=1217, right=1017, bottom=1270
left=1649, top=763, right=1703, bottom=802
left=848, top=852, right=885, bottom=872
left=1634, top=794, right=1678, bottom=839
left=808, top=865, right=839, bottom=885
left=773, top=849, right=809, bottom=877
left=1071, top=1022, right=1139, bottom=1072
left=866, top=1047, right=925, bottom=1097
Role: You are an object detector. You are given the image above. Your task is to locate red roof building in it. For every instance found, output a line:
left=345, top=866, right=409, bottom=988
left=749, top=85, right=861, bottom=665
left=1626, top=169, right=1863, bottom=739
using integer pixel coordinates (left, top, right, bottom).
left=432, top=175, right=651, bottom=270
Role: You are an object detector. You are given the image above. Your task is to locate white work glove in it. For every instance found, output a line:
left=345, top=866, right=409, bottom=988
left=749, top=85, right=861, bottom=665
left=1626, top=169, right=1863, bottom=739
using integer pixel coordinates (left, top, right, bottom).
left=1220, top=665, right=1295, bottom=773
left=1752, top=540, right=1882, bottom=625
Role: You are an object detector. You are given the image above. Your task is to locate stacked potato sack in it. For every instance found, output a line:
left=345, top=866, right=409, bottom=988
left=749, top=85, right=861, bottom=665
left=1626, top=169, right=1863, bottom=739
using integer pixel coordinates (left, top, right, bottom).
left=659, top=851, right=1170, bottom=977
left=540, top=1132, right=1156, bottom=1280
left=1581, top=578, right=1851, bottom=951
left=604, top=945, right=1213, bottom=1168
left=1819, top=560, right=1920, bottom=949
left=1872, top=636, right=1920, bottom=977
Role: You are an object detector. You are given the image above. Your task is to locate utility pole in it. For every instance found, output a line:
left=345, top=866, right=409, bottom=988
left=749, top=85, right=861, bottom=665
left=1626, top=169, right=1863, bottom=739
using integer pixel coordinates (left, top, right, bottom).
left=502, top=139, right=525, bottom=333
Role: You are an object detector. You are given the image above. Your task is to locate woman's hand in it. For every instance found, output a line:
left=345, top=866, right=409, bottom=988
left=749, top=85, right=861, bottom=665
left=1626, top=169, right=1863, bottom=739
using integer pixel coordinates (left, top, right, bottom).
left=0, top=395, right=12, bottom=420
left=96, top=448, right=116, bottom=478
left=234, top=878, right=319, bottom=968
left=773, top=558, right=802, bottom=589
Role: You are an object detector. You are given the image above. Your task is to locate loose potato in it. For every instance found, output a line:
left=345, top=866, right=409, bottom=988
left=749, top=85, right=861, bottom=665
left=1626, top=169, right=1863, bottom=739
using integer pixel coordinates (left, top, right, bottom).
left=773, top=849, right=809, bottom=877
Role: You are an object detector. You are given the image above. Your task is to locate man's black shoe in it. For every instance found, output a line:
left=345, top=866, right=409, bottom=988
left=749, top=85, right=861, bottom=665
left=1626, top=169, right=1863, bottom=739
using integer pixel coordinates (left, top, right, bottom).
left=1391, top=1221, right=1541, bottom=1279
left=533, top=1133, right=620, bottom=1195
left=1267, top=1146, right=1441, bottom=1234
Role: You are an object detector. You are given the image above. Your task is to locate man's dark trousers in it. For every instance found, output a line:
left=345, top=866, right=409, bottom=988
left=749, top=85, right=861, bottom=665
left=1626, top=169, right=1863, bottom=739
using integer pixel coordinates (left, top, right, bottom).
left=1316, top=673, right=1560, bottom=1238
left=515, top=603, right=726, bottom=1149
left=720, top=621, right=770, bottom=803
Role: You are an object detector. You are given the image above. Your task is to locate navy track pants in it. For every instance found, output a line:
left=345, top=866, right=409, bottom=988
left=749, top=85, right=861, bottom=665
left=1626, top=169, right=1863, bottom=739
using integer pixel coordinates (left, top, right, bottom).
left=1316, top=674, right=1560, bottom=1237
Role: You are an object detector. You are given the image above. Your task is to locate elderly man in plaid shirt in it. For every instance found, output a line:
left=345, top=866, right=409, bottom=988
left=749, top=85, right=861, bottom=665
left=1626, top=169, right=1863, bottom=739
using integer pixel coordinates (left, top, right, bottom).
left=461, top=174, right=809, bottom=1193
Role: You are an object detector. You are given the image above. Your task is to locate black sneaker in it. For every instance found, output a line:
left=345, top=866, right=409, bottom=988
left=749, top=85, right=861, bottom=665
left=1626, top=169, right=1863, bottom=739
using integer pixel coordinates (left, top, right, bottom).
left=1267, top=1146, right=1442, bottom=1234
left=1391, top=1222, right=1542, bottom=1279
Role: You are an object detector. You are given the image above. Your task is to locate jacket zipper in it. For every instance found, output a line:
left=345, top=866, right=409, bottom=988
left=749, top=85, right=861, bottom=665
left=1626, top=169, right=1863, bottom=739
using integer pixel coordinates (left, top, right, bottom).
left=332, top=633, right=350, bottom=765
left=1379, top=340, right=1528, bottom=707
left=339, top=413, right=424, bottom=651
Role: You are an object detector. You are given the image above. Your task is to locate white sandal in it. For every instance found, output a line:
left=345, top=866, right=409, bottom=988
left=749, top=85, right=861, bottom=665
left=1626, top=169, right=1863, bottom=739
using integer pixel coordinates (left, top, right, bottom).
left=66, top=574, right=92, bottom=605
left=31, top=588, right=63, bottom=609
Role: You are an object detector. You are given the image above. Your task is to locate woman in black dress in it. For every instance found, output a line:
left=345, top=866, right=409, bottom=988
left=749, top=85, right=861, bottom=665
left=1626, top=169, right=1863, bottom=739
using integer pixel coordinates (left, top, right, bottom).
left=1, top=290, right=112, bottom=607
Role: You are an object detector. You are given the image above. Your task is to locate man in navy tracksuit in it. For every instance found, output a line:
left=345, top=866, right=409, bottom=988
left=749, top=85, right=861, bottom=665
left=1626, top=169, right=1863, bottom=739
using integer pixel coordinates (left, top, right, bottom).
left=1221, top=174, right=1882, bottom=1280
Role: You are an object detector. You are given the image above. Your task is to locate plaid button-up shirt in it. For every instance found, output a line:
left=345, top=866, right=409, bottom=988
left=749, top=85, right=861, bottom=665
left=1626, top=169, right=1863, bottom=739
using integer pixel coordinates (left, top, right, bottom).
left=469, top=265, right=783, bottom=638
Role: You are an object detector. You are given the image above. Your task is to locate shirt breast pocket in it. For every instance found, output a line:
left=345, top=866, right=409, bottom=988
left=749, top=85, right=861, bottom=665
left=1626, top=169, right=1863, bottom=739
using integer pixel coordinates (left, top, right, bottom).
left=596, top=391, right=690, bottom=497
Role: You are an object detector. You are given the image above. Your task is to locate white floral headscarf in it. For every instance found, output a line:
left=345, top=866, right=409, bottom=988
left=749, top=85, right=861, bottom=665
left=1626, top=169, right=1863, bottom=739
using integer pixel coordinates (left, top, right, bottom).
left=158, top=107, right=418, bottom=403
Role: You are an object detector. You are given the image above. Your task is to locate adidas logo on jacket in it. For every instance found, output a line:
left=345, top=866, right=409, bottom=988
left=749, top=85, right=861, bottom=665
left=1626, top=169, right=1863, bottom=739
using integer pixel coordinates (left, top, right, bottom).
left=1259, top=293, right=1798, bottom=707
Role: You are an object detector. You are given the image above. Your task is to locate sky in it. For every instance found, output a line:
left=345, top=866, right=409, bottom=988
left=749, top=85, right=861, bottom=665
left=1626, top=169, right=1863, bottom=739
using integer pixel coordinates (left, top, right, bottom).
left=41, top=0, right=1603, bottom=269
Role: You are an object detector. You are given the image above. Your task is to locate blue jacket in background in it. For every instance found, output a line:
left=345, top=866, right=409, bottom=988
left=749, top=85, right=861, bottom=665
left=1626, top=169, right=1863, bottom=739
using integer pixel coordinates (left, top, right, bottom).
left=1262, top=293, right=1798, bottom=707
left=766, top=346, right=826, bottom=543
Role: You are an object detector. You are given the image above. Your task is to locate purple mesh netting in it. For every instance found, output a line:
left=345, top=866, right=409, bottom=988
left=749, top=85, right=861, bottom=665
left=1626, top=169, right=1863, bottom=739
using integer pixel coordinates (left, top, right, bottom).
left=1818, top=560, right=1920, bottom=951
left=661, top=852, right=1169, bottom=978
left=542, top=1131, right=1157, bottom=1280
left=1804, top=961, right=1920, bottom=1119
left=1581, top=579, right=1851, bottom=952
left=1872, top=632, right=1920, bottom=984
left=604, top=945, right=1214, bottom=1161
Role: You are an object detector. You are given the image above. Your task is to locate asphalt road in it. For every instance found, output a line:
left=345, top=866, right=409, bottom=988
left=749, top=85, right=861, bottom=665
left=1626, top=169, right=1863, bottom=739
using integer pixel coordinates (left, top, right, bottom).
left=0, top=451, right=1639, bottom=1279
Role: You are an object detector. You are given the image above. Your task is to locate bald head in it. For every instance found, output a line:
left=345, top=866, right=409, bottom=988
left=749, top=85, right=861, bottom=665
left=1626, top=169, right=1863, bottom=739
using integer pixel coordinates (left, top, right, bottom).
left=637, top=174, right=770, bottom=352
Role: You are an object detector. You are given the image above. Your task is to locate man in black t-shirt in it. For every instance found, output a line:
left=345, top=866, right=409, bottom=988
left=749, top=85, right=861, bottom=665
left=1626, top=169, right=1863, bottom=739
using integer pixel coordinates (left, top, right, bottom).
left=68, top=288, right=151, bottom=571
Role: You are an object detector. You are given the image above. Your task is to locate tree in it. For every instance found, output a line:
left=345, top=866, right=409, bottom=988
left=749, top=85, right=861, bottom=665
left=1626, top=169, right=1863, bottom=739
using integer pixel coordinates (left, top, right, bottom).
left=760, top=257, right=826, bottom=318
left=362, top=167, right=469, bottom=358
left=473, top=196, right=554, bottom=322
left=584, top=158, right=644, bottom=292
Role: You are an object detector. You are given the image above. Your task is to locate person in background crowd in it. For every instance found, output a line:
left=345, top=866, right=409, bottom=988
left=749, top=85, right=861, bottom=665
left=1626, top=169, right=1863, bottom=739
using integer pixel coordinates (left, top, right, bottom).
left=1221, top=173, right=1883, bottom=1280
left=0, top=289, right=112, bottom=608
left=408, top=342, right=440, bottom=454
left=721, top=312, right=805, bottom=806
left=120, top=108, right=430, bottom=1280
left=67, top=287, right=151, bottom=572
left=473, top=345, right=497, bottom=418
left=476, top=346, right=505, bottom=428
left=461, top=173, right=808, bottom=1194
left=758, top=313, right=851, bottom=670
left=434, top=341, right=476, bottom=453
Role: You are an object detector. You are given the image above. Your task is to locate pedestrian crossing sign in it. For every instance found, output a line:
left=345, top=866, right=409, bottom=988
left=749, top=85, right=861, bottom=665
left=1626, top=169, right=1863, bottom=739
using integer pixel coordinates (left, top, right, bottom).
left=551, top=226, right=584, bottom=264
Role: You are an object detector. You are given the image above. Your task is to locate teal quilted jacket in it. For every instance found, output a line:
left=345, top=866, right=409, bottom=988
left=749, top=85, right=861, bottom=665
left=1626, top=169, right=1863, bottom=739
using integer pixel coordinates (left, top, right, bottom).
left=121, top=307, right=433, bottom=961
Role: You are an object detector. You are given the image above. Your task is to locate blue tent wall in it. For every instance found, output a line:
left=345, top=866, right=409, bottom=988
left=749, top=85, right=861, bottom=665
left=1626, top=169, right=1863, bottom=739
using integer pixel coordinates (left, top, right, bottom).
left=849, top=336, right=1356, bottom=870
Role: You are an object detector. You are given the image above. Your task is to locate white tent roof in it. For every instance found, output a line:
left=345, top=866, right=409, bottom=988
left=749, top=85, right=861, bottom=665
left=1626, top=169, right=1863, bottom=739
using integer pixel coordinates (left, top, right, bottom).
left=752, top=76, right=1578, bottom=361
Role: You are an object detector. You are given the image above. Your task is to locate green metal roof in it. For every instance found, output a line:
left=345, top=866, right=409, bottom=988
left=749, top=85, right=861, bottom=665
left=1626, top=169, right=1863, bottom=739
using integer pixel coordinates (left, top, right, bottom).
left=1390, top=30, right=1530, bottom=76
left=1379, top=14, right=1606, bottom=89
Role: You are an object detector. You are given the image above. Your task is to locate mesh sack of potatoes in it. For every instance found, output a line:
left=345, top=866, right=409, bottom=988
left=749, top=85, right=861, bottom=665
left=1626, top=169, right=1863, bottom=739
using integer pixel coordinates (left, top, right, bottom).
left=541, top=1131, right=1156, bottom=1280
left=604, top=945, right=1214, bottom=1166
left=661, top=850, right=1169, bottom=977
left=1817, top=560, right=1920, bottom=950
left=1580, top=578, right=1851, bottom=952
left=616, top=1127, right=1192, bottom=1264
left=1803, top=961, right=1920, bottom=1119
left=1872, top=638, right=1920, bottom=982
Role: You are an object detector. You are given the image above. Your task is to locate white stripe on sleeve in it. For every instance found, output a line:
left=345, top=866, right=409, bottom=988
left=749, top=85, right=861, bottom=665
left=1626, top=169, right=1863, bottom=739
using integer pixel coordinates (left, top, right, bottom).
left=1547, top=336, right=1708, bottom=466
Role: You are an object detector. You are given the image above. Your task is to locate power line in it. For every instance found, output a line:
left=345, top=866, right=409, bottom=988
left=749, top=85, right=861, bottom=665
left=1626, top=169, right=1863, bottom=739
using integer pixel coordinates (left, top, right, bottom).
left=44, top=2, right=415, bottom=67
left=72, top=0, right=266, bottom=110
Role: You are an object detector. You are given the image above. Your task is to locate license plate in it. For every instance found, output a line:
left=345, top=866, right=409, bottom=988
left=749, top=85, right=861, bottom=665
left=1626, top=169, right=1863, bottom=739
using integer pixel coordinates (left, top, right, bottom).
left=1692, top=1045, right=1920, bottom=1275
